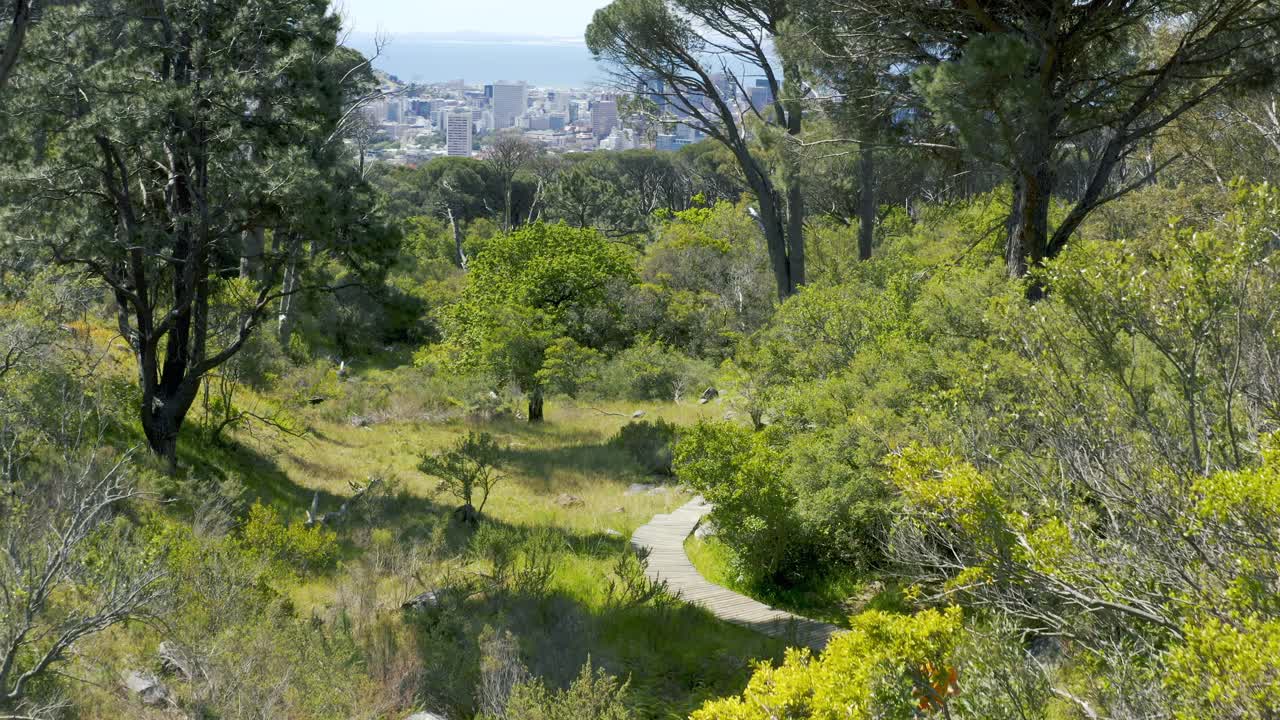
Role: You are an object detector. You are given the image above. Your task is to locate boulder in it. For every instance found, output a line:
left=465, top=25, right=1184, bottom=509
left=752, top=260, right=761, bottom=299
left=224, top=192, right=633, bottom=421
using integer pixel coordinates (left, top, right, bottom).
left=158, top=640, right=199, bottom=681
left=124, top=670, right=171, bottom=707
left=406, top=712, right=448, bottom=720
left=603, top=528, right=622, bottom=537
left=694, top=521, right=717, bottom=540
left=631, top=410, right=645, bottom=418
left=611, top=506, right=625, bottom=513
left=402, top=589, right=445, bottom=612
left=554, top=493, right=584, bottom=508
left=698, top=387, right=719, bottom=404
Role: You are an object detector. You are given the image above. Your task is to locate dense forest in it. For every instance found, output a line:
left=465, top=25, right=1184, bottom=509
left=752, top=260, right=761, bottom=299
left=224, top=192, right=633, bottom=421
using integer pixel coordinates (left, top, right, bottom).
left=1, top=0, right=1280, bottom=718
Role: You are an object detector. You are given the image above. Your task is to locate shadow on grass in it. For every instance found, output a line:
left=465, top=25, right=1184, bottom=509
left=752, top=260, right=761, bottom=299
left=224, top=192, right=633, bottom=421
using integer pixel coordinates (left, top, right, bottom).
left=177, top=422, right=780, bottom=719
left=407, top=584, right=786, bottom=720
left=498, top=440, right=646, bottom=493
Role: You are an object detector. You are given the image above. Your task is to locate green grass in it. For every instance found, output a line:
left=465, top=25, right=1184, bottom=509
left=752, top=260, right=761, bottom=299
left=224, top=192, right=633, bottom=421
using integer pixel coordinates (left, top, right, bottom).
left=180, top=364, right=783, bottom=718
left=684, top=535, right=905, bottom=628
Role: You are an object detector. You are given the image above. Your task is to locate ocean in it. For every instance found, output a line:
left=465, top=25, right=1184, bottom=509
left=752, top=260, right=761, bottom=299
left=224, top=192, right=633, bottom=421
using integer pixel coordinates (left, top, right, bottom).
left=345, top=32, right=608, bottom=90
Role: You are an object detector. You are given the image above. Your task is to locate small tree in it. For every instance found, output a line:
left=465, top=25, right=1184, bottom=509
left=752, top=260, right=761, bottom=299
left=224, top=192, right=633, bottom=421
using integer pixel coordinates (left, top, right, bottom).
left=439, top=223, right=637, bottom=421
left=418, top=432, right=504, bottom=525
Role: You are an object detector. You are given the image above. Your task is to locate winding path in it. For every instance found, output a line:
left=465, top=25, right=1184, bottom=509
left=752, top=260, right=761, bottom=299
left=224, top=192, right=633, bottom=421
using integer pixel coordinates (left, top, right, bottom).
left=631, top=496, right=842, bottom=652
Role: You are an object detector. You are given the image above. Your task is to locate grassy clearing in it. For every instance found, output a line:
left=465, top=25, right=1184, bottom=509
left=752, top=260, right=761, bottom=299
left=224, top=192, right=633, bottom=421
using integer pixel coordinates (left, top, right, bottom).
left=684, top=535, right=904, bottom=628
left=171, top=364, right=782, bottom=717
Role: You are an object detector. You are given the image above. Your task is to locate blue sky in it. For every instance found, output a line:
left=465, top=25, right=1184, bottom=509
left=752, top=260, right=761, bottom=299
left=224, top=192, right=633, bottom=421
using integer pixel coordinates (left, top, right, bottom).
left=336, top=0, right=610, bottom=38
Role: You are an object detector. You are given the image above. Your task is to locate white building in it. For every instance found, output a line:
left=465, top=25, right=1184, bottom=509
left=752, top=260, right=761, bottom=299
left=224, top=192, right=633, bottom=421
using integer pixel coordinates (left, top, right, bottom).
left=491, top=81, right=527, bottom=129
left=446, top=110, right=473, bottom=156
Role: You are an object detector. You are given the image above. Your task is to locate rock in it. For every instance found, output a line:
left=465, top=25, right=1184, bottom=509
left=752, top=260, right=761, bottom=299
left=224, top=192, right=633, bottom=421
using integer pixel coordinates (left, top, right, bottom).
left=604, top=528, right=622, bottom=537
left=402, top=589, right=445, bottom=612
left=631, top=410, right=645, bottom=418
left=694, top=521, right=717, bottom=540
left=611, top=506, right=625, bottom=513
left=349, top=414, right=371, bottom=428
left=406, top=712, right=448, bottom=720
left=699, top=387, right=719, bottom=404
left=554, top=493, right=584, bottom=508
left=158, top=641, right=198, bottom=681
left=624, top=483, right=655, bottom=496
left=124, top=670, right=171, bottom=707
left=722, top=410, right=737, bottom=421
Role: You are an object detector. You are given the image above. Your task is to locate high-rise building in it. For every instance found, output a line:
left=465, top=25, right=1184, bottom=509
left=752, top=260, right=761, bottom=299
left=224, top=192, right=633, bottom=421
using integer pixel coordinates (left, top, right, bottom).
left=446, top=109, right=473, bottom=157
left=591, top=99, right=618, bottom=139
left=491, top=81, right=527, bottom=129
left=750, top=79, right=774, bottom=113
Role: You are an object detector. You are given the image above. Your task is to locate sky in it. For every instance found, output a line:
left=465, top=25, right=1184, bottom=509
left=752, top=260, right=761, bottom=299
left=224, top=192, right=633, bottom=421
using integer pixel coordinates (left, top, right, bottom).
left=336, top=0, right=610, bottom=39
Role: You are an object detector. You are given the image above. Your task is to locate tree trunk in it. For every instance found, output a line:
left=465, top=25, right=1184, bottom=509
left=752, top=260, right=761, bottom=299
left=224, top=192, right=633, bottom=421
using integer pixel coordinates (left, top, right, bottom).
left=1006, top=136, right=1056, bottom=284
left=239, top=226, right=264, bottom=281
left=503, top=181, right=514, bottom=232
left=756, top=193, right=792, bottom=301
left=277, top=234, right=300, bottom=345
left=140, top=380, right=200, bottom=474
left=782, top=64, right=805, bottom=292
left=0, top=0, right=33, bottom=96
left=857, top=143, right=875, bottom=261
left=785, top=174, right=805, bottom=291
left=447, top=206, right=467, bottom=270
left=527, top=386, right=544, bottom=423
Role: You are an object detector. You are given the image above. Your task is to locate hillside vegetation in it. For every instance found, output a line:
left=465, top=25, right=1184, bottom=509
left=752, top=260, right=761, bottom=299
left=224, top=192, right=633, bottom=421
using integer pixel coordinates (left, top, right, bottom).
left=2, top=1, right=1280, bottom=719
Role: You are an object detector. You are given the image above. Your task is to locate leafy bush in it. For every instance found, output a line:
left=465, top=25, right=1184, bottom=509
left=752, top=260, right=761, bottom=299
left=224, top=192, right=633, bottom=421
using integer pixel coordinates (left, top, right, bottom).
left=469, top=525, right=563, bottom=599
left=240, top=501, right=339, bottom=572
left=675, top=422, right=803, bottom=586
left=536, top=336, right=603, bottom=398
left=610, top=419, right=680, bottom=476
left=592, top=338, right=714, bottom=402
left=693, top=608, right=965, bottom=720
left=504, top=659, right=634, bottom=720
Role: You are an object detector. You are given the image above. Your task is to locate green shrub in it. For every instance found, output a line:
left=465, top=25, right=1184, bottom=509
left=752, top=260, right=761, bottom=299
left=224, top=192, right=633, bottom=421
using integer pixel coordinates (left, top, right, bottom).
left=611, top=419, right=680, bottom=476
left=504, top=659, right=634, bottom=720
left=592, top=339, right=713, bottom=402
left=675, top=422, right=803, bottom=586
left=240, top=501, right=339, bottom=572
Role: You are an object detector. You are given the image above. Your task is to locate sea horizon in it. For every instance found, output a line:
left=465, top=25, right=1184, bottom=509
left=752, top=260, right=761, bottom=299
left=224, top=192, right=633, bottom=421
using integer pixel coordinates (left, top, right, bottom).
left=345, top=31, right=611, bottom=90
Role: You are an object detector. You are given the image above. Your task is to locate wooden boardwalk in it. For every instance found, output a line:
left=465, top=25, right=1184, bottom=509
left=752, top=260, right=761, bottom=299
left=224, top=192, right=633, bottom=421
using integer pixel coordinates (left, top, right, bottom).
left=631, top=496, right=842, bottom=652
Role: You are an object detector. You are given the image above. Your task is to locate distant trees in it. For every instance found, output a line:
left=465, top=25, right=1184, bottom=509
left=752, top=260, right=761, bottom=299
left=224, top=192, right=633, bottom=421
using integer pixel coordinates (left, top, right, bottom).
left=439, top=223, right=636, bottom=421
left=418, top=157, right=500, bottom=269
left=7, top=0, right=393, bottom=470
left=856, top=0, right=1280, bottom=284
left=545, top=150, right=693, bottom=237
left=484, top=132, right=544, bottom=231
left=587, top=0, right=808, bottom=299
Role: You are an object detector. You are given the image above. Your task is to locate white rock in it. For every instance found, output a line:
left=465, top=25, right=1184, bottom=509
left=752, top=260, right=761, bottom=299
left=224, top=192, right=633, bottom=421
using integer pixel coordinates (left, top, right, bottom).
left=124, top=670, right=171, bottom=707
